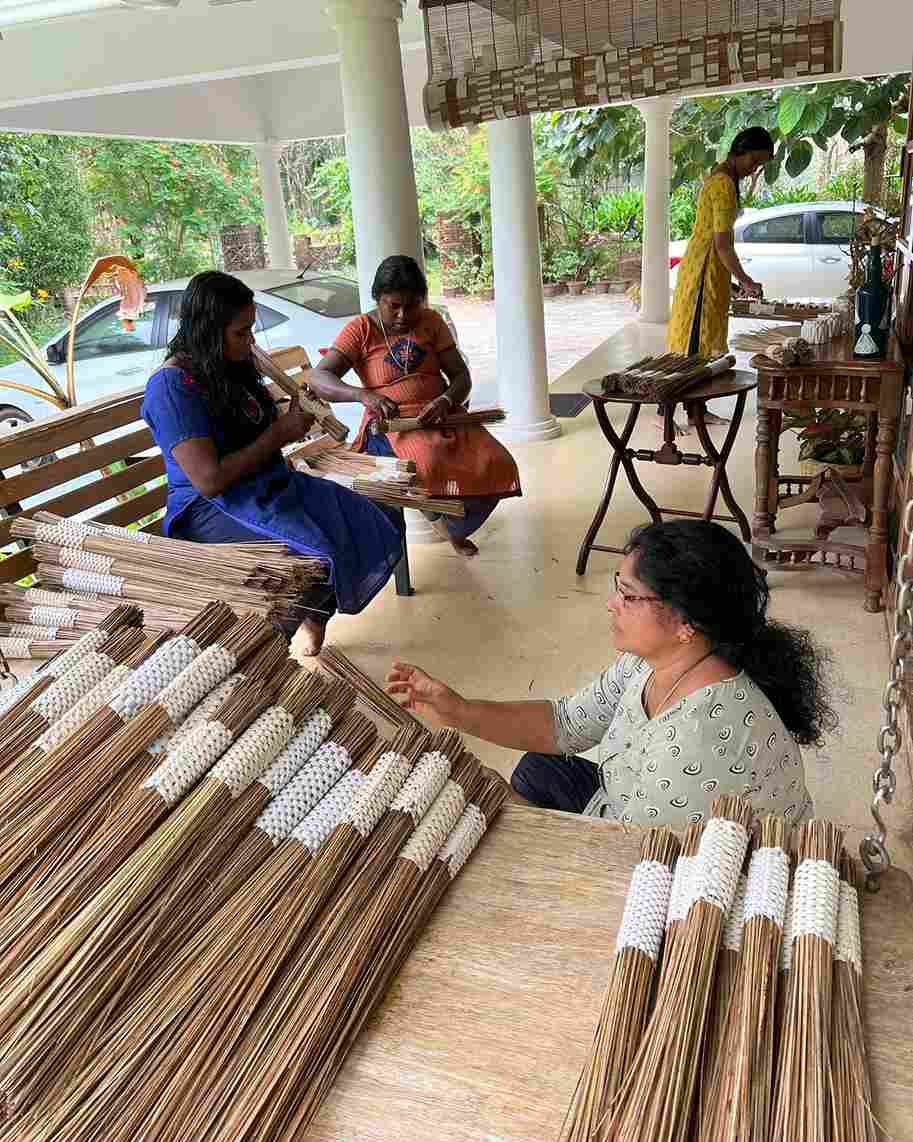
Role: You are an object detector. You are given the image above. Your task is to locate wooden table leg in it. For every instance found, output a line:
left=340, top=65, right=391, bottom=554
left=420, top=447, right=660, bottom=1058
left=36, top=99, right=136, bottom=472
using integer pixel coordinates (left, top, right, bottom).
left=866, top=407, right=898, bottom=612
left=576, top=402, right=642, bottom=575
left=753, top=402, right=778, bottom=555
left=691, top=392, right=751, bottom=541
left=864, top=411, right=878, bottom=479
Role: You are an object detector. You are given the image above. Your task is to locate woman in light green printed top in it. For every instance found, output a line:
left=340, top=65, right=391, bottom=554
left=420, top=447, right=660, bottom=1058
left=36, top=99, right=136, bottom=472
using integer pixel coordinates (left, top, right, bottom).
left=386, top=520, right=835, bottom=830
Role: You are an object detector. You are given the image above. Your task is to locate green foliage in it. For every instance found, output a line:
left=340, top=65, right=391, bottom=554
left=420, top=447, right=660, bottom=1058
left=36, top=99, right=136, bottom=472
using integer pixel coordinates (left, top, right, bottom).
left=670, top=185, right=699, bottom=241
left=595, top=190, right=643, bottom=237
left=0, top=135, right=93, bottom=297
left=84, top=139, right=262, bottom=282
left=782, top=407, right=868, bottom=465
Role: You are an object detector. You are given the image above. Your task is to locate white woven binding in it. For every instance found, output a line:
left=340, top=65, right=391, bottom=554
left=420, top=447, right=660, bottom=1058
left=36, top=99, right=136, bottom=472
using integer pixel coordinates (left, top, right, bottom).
left=834, top=881, right=862, bottom=972
left=438, top=803, right=486, bottom=879
left=45, top=627, right=108, bottom=675
left=792, top=858, right=840, bottom=947
left=347, top=750, right=413, bottom=837
left=0, top=638, right=32, bottom=659
left=144, top=720, right=233, bottom=803
left=616, top=859, right=675, bottom=960
left=58, top=548, right=114, bottom=575
left=690, top=818, right=750, bottom=914
left=93, top=521, right=151, bottom=544
left=291, top=769, right=365, bottom=851
left=255, top=740, right=353, bottom=845
left=61, top=569, right=125, bottom=596
left=10, top=625, right=58, bottom=641
left=31, top=651, right=114, bottom=724
left=211, top=706, right=295, bottom=796
left=722, top=873, right=749, bottom=953
left=744, top=847, right=789, bottom=928
left=400, top=780, right=466, bottom=873
left=780, top=886, right=796, bottom=972
left=29, top=606, right=77, bottom=629
left=666, top=854, right=696, bottom=926
left=34, top=522, right=87, bottom=547
left=156, top=645, right=237, bottom=725
left=25, top=588, right=88, bottom=607
left=37, top=666, right=132, bottom=752
left=0, top=673, right=39, bottom=718
left=257, top=709, right=333, bottom=794
left=108, top=634, right=201, bottom=720
left=391, top=750, right=451, bottom=822
left=164, top=674, right=241, bottom=755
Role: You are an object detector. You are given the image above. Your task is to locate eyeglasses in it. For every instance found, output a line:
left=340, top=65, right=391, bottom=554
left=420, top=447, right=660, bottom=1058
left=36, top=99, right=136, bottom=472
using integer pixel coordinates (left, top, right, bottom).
left=614, top=571, right=663, bottom=607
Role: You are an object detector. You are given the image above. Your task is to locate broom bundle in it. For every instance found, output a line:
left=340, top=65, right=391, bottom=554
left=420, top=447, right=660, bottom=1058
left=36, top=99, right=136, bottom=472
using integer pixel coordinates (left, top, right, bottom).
left=0, top=623, right=147, bottom=770
left=601, top=795, right=753, bottom=1142
left=771, top=819, right=843, bottom=1142
left=700, top=814, right=789, bottom=1142
left=251, top=344, right=350, bottom=443
left=319, top=643, right=424, bottom=728
left=601, top=354, right=736, bottom=401
left=657, top=821, right=704, bottom=992
left=829, top=854, right=874, bottom=1142
left=377, top=406, right=506, bottom=433
left=703, top=857, right=750, bottom=1084
left=289, top=438, right=415, bottom=476
left=558, top=827, right=680, bottom=1142
left=0, top=582, right=195, bottom=636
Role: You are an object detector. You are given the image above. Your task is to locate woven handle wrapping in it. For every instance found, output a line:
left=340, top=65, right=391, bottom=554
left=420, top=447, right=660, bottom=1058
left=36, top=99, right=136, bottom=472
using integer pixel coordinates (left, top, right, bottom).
left=61, top=569, right=126, bottom=597
left=58, top=549, right=114, bottom=575
left=834, top=881, right=862, bottom=973
left=29, top=606, right=77, bottom=629
left=164, top=675, right=243, bottom=756
left=210, top=706, right=295, bottom=796
left=617, top=859, right=675, bottom=961
left=144, top=720, right=234, bottom=804
left=347, top=750, right=413, bottom=837
left=390, top=750, right=451, bottom=823
left=690, top=818, right=750, bottom=914
left=31, top=651, right=115, bottom=725
left=792, top=858, right=840, bottom=946
left=291, top=769, right=365, bottom=852
left=666, top=854, right=697, bottom=928
left=10, top=624, right=59, bottom=641
left=46, top=627, right=110, bottom=675
left=0, top=638, right=34, bottom=660
left=400, top=780, right=466, bottom=873
left=744, top=846, right=789, bottom=927
left=108, top=634, right=202, bottom=720
left=255, top=740, right=352, bottom=845
left=156, top=645, right=237, bottom=725
left=722, top=873, right=749, bottom=953
left=438, top=803, right=487, bottom=879
left=258, top=709, right=333, bottom=794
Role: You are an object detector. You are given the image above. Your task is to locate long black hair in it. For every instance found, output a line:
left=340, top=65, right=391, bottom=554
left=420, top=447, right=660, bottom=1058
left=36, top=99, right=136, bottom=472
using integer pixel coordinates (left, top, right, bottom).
left=625, top=520, right=836, bottom=746
left=168, top=270, right=269, bottom=420
left=726, top=126, right=775, bottom=204
left=371, top=255, right=428, bottom=302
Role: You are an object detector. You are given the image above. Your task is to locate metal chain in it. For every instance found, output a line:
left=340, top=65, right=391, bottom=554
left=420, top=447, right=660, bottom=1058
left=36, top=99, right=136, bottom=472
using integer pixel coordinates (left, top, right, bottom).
left=860, top=499, right=913, bottom=891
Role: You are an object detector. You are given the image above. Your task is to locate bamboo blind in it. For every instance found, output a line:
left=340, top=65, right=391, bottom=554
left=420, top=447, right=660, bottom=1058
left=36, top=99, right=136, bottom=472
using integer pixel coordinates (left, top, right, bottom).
left=420, top=0, right=842, bottom=129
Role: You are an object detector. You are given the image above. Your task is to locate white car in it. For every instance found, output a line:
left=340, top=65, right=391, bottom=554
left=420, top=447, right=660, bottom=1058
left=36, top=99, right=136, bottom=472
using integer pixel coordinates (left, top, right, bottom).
left=0, top=269, right=462, bottom=445
left=669, top=200, right=869, bottom=301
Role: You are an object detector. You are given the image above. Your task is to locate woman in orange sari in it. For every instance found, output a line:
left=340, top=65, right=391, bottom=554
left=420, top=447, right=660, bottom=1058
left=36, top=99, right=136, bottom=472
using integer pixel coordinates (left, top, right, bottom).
left=308, top=255, right=521, bottom=556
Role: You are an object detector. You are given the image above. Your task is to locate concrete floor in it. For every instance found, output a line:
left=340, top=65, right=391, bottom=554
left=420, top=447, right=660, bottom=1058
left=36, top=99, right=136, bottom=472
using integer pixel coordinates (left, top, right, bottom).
left=298, top=315, right=913, bottom=882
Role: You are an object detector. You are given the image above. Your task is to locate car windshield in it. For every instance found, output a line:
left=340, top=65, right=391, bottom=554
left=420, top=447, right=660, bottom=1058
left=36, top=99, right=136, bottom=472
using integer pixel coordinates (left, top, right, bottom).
left=267, top=277, right=361, bottom=319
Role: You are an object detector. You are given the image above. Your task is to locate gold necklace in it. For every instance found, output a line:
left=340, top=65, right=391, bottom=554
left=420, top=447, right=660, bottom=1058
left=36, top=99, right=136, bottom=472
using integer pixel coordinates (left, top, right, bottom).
left=647, top=650, right=712, bottom=717
left=378, top=314, right=415, bottom=378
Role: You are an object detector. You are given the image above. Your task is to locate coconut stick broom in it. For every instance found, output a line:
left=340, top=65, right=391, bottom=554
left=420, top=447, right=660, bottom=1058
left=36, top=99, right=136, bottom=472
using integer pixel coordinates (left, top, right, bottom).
left=557, top=828, right=680, bottom=1142
left=829, top=854, right=875, bottom=1142
left=319, top=643, right=424, bottom=728
left=701, top=859, right=749, bottom=1097
left=698, top=814, right=789, bottom=1142
left=14, top=741, right=402, bottom=1142
left=770, top=818, right=843, bottom=1142
left=656, top=822, right=704, bottom=995
left=600, top=795, right=753, bottom=1142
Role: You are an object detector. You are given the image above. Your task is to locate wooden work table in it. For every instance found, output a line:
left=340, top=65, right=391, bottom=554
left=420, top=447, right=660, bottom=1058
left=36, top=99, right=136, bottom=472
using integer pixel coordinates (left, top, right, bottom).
left=308, top=805, right=913, bottom=1141
left=752, top=334, right=905, bottom=612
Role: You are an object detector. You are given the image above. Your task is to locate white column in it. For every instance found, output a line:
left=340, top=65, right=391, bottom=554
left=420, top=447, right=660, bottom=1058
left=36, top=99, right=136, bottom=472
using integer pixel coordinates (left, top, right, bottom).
left=254, top=141, right=293, bottom=269
left=488, top=115, right=561, bottom=443
left=637, top=97, right=677, bottom=325
left=328, top=0, right=422, bottom=311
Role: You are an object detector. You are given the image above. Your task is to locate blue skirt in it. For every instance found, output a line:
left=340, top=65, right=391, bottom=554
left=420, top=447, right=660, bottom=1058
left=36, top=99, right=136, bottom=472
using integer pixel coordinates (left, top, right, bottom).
left=166, top=460, right=402, bottom=615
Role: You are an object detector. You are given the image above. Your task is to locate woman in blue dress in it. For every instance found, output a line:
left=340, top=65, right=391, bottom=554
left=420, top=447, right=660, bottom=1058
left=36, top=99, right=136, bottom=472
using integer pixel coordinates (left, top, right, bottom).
left=141, top=271, right=402, bottom=654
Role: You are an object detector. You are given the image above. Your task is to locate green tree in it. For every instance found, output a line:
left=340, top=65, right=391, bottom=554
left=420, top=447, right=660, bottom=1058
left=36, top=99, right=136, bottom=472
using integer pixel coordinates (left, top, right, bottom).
left=549, top=74, right=911, bottom=204
left=83, top=139, right=263, bottom=281
left=0, top=134, right=93, bottom=297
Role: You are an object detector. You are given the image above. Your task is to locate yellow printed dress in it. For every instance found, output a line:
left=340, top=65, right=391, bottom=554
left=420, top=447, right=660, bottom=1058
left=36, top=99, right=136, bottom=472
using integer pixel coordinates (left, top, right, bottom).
left=667, top=172, right=739, bottom=355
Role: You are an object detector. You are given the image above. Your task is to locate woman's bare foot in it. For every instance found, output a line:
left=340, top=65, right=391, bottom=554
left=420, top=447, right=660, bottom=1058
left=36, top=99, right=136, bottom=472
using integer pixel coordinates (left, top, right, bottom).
left=429, top=516, right=479, bottom=557
left=294, top=617, right=327, bottom=657
left=691, top=411, right=731, bottom=427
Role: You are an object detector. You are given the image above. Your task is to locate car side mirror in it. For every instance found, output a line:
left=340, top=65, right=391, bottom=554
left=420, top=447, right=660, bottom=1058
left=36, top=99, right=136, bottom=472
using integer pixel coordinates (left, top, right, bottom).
left=46, top=342, right=64, bottom=365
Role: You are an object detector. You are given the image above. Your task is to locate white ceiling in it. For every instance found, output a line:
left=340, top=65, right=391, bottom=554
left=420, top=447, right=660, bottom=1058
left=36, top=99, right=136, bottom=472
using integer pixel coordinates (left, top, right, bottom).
left=0, top=0, right=909, bottom=144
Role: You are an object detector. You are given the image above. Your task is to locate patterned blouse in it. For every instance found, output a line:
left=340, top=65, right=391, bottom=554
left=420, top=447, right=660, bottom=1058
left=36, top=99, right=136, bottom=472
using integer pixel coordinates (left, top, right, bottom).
left=551, top=654, right=813, bottom=828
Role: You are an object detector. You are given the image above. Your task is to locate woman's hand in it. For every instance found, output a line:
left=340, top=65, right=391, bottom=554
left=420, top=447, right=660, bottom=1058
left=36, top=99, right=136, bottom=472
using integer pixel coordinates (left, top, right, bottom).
left=275, top=395, right=316, bottom=446
left=386, top=661, right=464, bottom=726
left=361, top=391, right=399, bottom=421
left=418, top=394, right=453, bottom=426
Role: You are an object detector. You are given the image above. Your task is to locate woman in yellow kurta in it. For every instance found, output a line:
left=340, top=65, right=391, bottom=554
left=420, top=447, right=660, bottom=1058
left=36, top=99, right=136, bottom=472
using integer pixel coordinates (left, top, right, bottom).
left=663, top=127, right=774, bottom=434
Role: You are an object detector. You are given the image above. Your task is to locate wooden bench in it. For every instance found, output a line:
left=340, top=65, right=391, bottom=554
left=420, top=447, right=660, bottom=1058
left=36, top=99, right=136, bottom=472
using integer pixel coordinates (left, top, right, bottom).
left=0, top=350, right=413, bottom=596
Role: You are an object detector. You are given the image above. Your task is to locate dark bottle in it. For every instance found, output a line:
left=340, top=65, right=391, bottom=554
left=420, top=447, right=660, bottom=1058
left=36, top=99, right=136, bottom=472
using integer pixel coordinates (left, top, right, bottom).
left=854, top=240, right=891, bottom=359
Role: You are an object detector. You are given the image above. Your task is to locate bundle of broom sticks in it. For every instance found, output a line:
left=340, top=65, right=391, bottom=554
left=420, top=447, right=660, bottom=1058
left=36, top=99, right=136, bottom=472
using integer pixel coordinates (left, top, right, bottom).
left=601, top=353, right=736, bottom=402
left=558, top=806, right=874, bottom=1142
left=0, top=602, right=510, bottom=1139
left=378, top=406, right=506, bottom=433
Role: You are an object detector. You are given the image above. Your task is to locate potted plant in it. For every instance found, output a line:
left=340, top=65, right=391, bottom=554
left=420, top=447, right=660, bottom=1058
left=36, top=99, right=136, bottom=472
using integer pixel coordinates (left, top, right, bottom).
left=541, top=248, right=566, bottom=297
left=476, top=253, right=495, bottom=302
left=551, top=249, right=584, bottom=294
left=782, top=407, right=868, bottom=480
left=590, top=245, right=619, bottom=294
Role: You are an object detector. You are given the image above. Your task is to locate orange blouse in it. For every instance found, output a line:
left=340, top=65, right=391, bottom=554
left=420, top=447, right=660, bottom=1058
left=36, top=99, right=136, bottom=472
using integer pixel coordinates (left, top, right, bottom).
left=333, top=309, right=521, bottom=500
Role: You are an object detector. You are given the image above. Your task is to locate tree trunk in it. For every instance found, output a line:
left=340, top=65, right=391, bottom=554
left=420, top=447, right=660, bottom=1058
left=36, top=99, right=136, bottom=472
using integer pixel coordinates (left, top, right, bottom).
left=862, top=122, right=888, bottom=204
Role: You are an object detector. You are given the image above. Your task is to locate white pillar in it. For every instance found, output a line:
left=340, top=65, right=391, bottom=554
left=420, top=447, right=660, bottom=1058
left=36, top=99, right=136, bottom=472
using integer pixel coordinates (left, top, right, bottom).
left=637, top=97, right=677, bottom=325
left=488, top=116, right=561, bottom=443
left=254, top=141, right=293, bottom=269
left=328, top=0, right=422, bottom=311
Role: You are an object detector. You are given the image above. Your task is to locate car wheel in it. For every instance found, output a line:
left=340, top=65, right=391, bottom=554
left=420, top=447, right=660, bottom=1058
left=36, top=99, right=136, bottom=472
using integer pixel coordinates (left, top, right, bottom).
left=0, top=405, right=57, bottom=474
